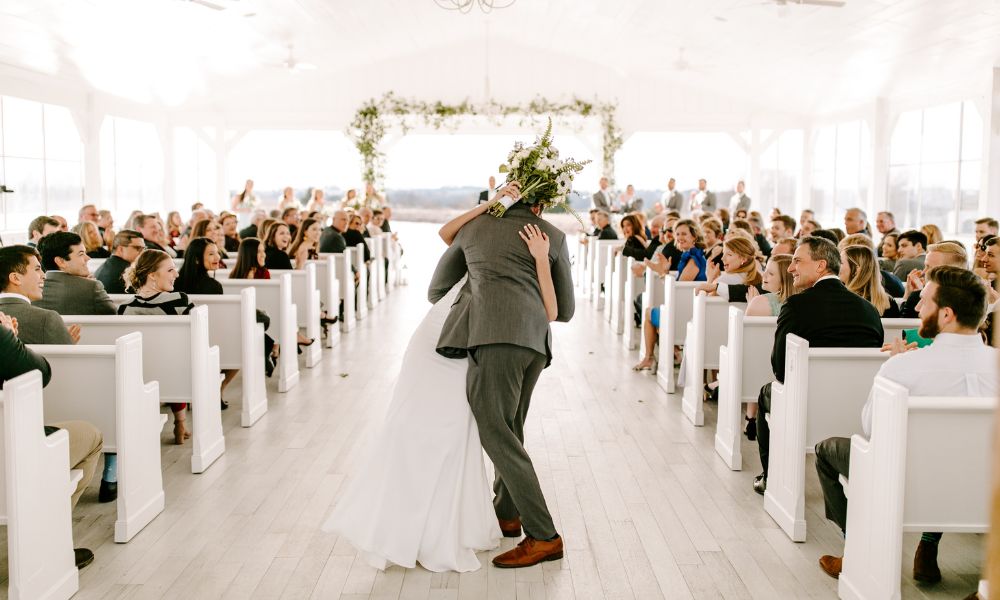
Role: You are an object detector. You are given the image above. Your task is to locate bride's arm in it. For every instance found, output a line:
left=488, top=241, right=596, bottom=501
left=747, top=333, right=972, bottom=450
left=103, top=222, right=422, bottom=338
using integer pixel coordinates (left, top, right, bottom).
left=438, top=182, right=520, bottom=246
left=519, top=224, right=558, bottom=322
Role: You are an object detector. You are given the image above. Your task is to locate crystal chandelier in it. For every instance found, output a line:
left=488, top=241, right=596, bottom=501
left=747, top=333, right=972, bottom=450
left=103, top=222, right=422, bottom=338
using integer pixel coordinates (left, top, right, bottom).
left=433, top=0, right=516, bottom=13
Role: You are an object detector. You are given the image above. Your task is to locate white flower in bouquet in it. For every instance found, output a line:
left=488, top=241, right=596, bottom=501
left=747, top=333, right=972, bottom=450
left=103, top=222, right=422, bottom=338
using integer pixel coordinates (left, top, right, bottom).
left=488, top=118, right=590, bottom=223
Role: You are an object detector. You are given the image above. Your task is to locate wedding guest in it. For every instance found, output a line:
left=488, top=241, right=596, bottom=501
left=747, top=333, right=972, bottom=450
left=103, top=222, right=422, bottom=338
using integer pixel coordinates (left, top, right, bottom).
left=0, top=313, right=102, bottom=569
left=95, top=230, right=145, bottom=294
left=277, top=186, right=298, bottom=210
left=478, top=175, right=497, bottom=204
left=72, top=221, right=110, bottom=258
left=230, top=238, right=278, bottom=376
left=281, top=207, right=300, bottom=239
left=875, top=211, right=899, bottom=256
left=839, top=233, right=905, bottom=298
left=363, top=182, right=385, bottom=209
left=716, top=207, right=731, bottom=233
left=592, top=176, right=612, bottom=211
left=97, top=209, right=115, bottom=238
left=306, top=188, right=326, bottom=214
left=899, top=241, right=971, bottom=318
left=752, top=237, right=883, bottom=495
left=800, top=219, right=821, bottom=238
left=77, top=204, right=99, bottom=225
left=892, top=229, right=928, bottom=281
left=728, top=180, right=751, bottom=215
left=123, top=210, right=143, bottom=231
left=980, top=236, right=1000, bottom=290
left=345, top=215, right=371, bottom=262
left=615, top=214, right=648, bottom=261
left=974, top=217, right=998, bottom=243
left=381, top=206, right=394, bottom=233
left=289, top=218, right=321, bottom=269
left=816, top=266, right=996, bottom=583
left=263, top=223, right=294, bottom=270
left=231, top=179, right=259, bottom=211
left=51, top=214, right=69, bottom=231
left=137, top=214, right=170, bottom=253
left=879, top=232, right=899, bottom=272
left=693, top=179, right=717, bottom=213
left=843, top=207, right=871, bottom=236
left=34, top=232, right=116, bottom=315
left=747, top=213, right=772, bottom=257
left=0, top=245, right=78, bottom=344
left=118, top=250, right=193, bottom=444
left=840, top=245, right=901, bottom=317
left=595, top=211, right=617, bottom=240
left=799, top=209, right=815, bottom=234
left=770, top=215, right=796, bottom=243
left=633, top=219, right=707, bottom=371
left=697, top=235, right=763, bottom=295
left=921, top=223, right=943, bottom=246
left=320, top=211, right=349, bottom=253
left=358, top=207, right=375, bottom=238
left=220, top=212, right=241, bottom=253
left=257, top=218, right=279, bottom=245
left=166, top=211, right=184, bottom=246
left=27, top=215, right=60, bottom=247
left=239, top=209, right=267, bottom=239
left=662, top=178, right=683, bottom=214
left=770, top=207, right=783, bottom=221
left=772, top=237, right=797, bottom=257
left=701, top=218, right=725, bottom=268
left=340, top=188, right=358, bottom=209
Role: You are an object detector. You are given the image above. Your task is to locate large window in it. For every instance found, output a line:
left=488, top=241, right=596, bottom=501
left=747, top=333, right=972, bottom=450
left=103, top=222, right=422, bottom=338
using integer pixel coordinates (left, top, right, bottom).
left=100, top=117, right=163, bottom=216
left=616, top=132, right=747, bottom=199
left=759, top=129, right=803, bottom=214
left=809, top=120, right=871, bottom=227
left=0, top=96, right=84, bottom=232
left=174, top=127, right=217, bottom=209
left=888, top=101, right=981, bottom=234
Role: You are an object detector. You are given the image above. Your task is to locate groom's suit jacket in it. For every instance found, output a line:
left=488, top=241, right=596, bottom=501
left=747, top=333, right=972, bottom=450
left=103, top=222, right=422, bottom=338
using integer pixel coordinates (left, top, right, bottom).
left=428, top=203, right=575, bottom=365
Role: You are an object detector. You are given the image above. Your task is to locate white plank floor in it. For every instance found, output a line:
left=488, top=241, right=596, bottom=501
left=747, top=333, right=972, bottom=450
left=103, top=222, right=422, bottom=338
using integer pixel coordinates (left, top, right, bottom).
left=0, top=222, right=984, bottom=599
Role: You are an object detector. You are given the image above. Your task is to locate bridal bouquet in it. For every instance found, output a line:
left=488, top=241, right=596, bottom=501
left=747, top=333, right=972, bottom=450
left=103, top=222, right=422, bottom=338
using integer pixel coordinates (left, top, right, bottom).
left=487, top=119, right=589, bottom=223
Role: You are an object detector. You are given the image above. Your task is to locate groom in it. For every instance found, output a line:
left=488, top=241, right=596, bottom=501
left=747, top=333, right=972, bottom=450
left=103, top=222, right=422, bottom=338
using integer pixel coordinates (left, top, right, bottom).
left=428, top=185, right=575, bottom=568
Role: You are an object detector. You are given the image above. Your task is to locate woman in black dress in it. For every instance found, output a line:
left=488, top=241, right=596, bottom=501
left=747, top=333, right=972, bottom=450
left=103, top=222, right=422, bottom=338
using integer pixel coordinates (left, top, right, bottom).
left=264, top=223, right=294, bottom=270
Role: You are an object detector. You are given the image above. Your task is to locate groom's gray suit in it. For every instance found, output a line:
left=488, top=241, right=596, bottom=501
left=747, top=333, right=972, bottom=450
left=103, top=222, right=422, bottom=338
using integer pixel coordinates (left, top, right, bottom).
left=429, top=202, right=574, bottom=540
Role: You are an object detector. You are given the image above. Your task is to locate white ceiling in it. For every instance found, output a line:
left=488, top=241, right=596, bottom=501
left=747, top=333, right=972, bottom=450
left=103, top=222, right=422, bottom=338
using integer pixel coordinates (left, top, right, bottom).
left=1, top=0, right=999, bottom=129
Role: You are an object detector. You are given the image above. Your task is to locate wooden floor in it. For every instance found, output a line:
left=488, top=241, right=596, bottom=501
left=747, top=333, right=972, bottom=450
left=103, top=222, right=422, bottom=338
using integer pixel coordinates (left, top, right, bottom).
left=0, top=222, right=984, bottom=599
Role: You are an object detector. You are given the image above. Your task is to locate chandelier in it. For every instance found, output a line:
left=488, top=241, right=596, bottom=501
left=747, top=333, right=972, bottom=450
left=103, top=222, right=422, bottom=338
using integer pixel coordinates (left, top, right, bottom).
left=433, top=0, right=516, bottom=13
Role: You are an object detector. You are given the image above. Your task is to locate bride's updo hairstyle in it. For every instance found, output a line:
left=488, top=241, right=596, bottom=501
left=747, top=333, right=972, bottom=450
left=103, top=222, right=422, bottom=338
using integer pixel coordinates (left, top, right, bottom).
left=123, top=249, right=171, bottom=291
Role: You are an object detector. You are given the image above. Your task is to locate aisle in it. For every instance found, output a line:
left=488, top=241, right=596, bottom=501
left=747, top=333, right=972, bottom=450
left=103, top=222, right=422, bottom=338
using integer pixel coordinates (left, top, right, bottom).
left=4, top=222, right=981, bottom=599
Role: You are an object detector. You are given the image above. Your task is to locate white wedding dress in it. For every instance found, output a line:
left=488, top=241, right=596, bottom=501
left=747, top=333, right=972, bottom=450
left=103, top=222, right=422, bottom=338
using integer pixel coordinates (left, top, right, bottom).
left=322, top=280, right=501, bottom=572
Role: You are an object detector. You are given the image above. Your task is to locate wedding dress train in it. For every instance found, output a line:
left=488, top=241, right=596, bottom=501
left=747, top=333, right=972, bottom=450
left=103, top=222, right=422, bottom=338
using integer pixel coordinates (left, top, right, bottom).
left=321, top=282, right=501, bottom=572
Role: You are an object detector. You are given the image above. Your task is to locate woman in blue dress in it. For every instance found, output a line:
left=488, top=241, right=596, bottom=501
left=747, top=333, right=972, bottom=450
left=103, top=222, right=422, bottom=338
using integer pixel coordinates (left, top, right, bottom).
left=633, top=219, right=707, bottom=371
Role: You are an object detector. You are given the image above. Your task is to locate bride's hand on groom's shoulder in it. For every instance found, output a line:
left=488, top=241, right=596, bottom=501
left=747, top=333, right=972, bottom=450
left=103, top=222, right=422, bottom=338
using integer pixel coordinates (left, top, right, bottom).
left=519, top=224, right=549, bottom=259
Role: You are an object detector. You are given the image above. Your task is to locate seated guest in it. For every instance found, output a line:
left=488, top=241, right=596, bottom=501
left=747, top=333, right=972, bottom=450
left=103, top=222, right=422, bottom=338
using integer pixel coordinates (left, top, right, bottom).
left=892, top=229, right=928, bottom=281
left=97, top=209, right=115, bottom=243
left=190, top=218, right=229, bottom=264
left=319, top=210, right=349, bottom=253
left=51, top=214, right=69, bottom=231
left=899, top=241, right=970, bottom=318
left=136, top=214, right=172, bottom=254
left=838, top=233, right=905, bottom=297
left=633, top=219, right=707, bottom=371
left=165, top=211, right=184, bottom=246
left=772, top=236, right=797, bottom=257
left=701, top=218, right=725, bottom=268
left=345, top=214, right=372, bottom=262
left=747, top=214, right=772, bottom=257
left=281, top=207, right=300, bottom=239
left=770, top=214, right=796, bottom=243
left=879, top=232, right=899, bottom=271
left=289, top=218, right=321, bottom=269
left=616, top=214, right=648, bottom=261
left=72, top=221, right=110, bottom=258
left=263, top=223, right=294, bottom=270
left=239, top=209, right=267, bottom=240
left=0, top=311, right=102, bottom=569
left=33, top=232, right=116, bottom=315
left=752, top=236, right=884, bottom=495
left=921, top=223, right=943, bottom=246
left=27, top=215, right=61, bottom=248
left=800, top=219, right=821, bottom=237
left=230, top=237, right=270, bottom=280
left=595, top=210, right=617, bottom=240
left=746, top=253, right=798, bottom=317
left=220, top=212, right=241, bottom=253
left=0, top=246, right=78, bottom=344
left=381, top=206, right=394, bottom=233
left=815, top=266, right=996, bottom=583
left=980, top=236, right=1000, bottom=289
left=696, top=235, right=763, bottom=297
left=118, top=250, right=193, bottom=444
left=839, top=244, right=902, bottom=317
left=95, top=230, right=145, bottom=294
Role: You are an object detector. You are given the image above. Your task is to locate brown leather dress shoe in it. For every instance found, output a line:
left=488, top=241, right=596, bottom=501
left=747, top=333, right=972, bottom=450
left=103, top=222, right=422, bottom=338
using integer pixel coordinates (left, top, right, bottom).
left=913, top=540, right=942, bottom=583
left=818, top=555, right=842, bottom=579
left=492, top=535, right=563, bottom=569
left=498, top=516, right=522, bottom=538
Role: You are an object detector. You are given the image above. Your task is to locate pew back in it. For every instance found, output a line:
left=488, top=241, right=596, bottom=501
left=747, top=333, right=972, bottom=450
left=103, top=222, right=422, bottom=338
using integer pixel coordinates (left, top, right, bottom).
left=269, top=264, right=322, bottom=368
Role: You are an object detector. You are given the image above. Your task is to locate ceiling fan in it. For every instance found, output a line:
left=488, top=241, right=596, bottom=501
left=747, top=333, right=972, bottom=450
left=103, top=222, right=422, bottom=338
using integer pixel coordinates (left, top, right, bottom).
left=262, top=43, right=317, bottom=73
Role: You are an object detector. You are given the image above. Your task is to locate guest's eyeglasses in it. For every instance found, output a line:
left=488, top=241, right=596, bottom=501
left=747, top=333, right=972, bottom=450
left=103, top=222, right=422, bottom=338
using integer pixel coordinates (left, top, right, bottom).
left=664, top=228, right=673, bottom=234
left=128, top=244, right=147, bottom=251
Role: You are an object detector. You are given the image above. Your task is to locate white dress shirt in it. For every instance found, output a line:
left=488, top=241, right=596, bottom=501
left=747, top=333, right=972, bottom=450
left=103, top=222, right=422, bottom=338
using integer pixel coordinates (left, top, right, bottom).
left=0, top=292, right=31, bottom=303
left=861, top=332, right=998, bottom=437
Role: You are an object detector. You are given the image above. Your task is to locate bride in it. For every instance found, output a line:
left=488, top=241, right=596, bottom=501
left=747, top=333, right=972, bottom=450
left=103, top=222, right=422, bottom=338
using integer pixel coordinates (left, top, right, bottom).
left=322, top=182, right=561, bottom=572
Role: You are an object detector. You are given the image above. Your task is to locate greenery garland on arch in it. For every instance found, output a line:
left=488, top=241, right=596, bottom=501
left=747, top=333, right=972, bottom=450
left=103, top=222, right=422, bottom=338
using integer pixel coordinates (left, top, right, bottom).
left=347, top=92, right=623, bottom=188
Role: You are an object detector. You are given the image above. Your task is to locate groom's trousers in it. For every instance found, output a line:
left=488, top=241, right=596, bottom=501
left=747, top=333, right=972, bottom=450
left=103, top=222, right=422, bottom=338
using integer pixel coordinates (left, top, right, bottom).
left=467, top=343, right=556, bottom=541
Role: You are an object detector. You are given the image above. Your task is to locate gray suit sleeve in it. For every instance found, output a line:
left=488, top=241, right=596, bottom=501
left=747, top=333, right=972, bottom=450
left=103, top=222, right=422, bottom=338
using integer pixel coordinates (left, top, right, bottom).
left=45, top=312, right=74, bottom=344
left=428, top=239, right=467, bottom=304
left=552, top=235, right=575, bottom=323
left=93, top=280, right=117, bottom=315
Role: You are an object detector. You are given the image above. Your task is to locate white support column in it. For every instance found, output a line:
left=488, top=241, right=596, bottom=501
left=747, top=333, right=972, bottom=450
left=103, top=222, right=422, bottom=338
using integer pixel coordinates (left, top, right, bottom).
left=868, top=98, right=894, bottom=217
left=980, top=68, right=1000, bottom=219
left=72, top=95, right=105, bottom=207
left=799, top=128, right=814, bottom=217
left=157, top=120, right=177, bottom=213
left=214, top=126, right=228, bottom=211
left=749, top=128, right=762, bottom=213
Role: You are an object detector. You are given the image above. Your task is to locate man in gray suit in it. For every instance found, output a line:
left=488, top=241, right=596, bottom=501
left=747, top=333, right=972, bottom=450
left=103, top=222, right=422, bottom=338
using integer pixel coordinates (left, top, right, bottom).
left=0, top=245, right=79, bottom=344
left=591, top=176, right=612, bottom=211
left=662, top=178, right=683, bottom=214
left=428, top=183, right=574, bottom=569
left=694, top=178, right=717, bottom=213
left=33, top=232, right=116, bottom=316
left=728, top=180, right=751, bottom=215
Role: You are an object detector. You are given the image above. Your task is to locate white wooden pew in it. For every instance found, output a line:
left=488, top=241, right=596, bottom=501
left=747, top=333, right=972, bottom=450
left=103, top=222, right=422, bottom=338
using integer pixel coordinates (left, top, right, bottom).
left=680, top=294, right=745, bottom=426
left=839, top=377, right=995, bottom=600
left=621, top=258, right=642, bottom=350
left=586, top=237, right=598, bottom=301
left=67, top=305, right=225, bottom=474
left=881, top=318, right=922, bottom=344
left=31, top=333, right=166, bottom=542
left=220, top=274, right=299, bottom=393
left=0, top=371, right=79, bottom=600
left=268, top=264, right=322, bottom=368
left=110, top=289, right=269, bottom=428
left=764, top=334, right=890, bottom=542
left=575, top=234, right=591, bottom=295
left=715, top=309, right=778, bottom=470
left=309, top=255, right=342, bottom=347
left=590, top=240, right=617, bottom=308
left=656, top=277, right=700, bottom=393
left=322, top=250, right=356, bottom=333
left=603, top=244, right=623, bottom=321
left=638, top=270, right=664, bottom=356
left=372, top=233, right=387, bottom=302
left=354, top=242, right=370, bottom=319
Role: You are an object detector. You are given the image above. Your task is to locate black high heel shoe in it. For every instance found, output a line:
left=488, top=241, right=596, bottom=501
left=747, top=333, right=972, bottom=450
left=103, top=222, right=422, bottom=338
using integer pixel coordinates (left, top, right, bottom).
left=320, top=316, right=339, bottom=326
left=744, top=416, right=757, bottom=441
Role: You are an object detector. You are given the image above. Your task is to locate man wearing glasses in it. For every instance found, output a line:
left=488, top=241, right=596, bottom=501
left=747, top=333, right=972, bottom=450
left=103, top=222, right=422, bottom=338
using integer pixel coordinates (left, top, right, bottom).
left=95, top=230, right=148, bottom=294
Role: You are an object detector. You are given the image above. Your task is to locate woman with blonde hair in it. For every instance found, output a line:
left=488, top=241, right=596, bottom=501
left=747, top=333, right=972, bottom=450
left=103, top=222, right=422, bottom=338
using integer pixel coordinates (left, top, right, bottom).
left=839, top=244, right=901, bottom=317
left=921, top=223, right=943, bottom=246
left=72, top=221, right=110, bottom=258
left=701, top=217, right=725, bottom=268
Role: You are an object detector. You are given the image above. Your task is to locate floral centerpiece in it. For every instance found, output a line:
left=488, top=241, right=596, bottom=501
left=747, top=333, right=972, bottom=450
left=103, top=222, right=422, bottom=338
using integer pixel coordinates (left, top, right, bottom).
left=487, top=119, right=589, bottom=224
